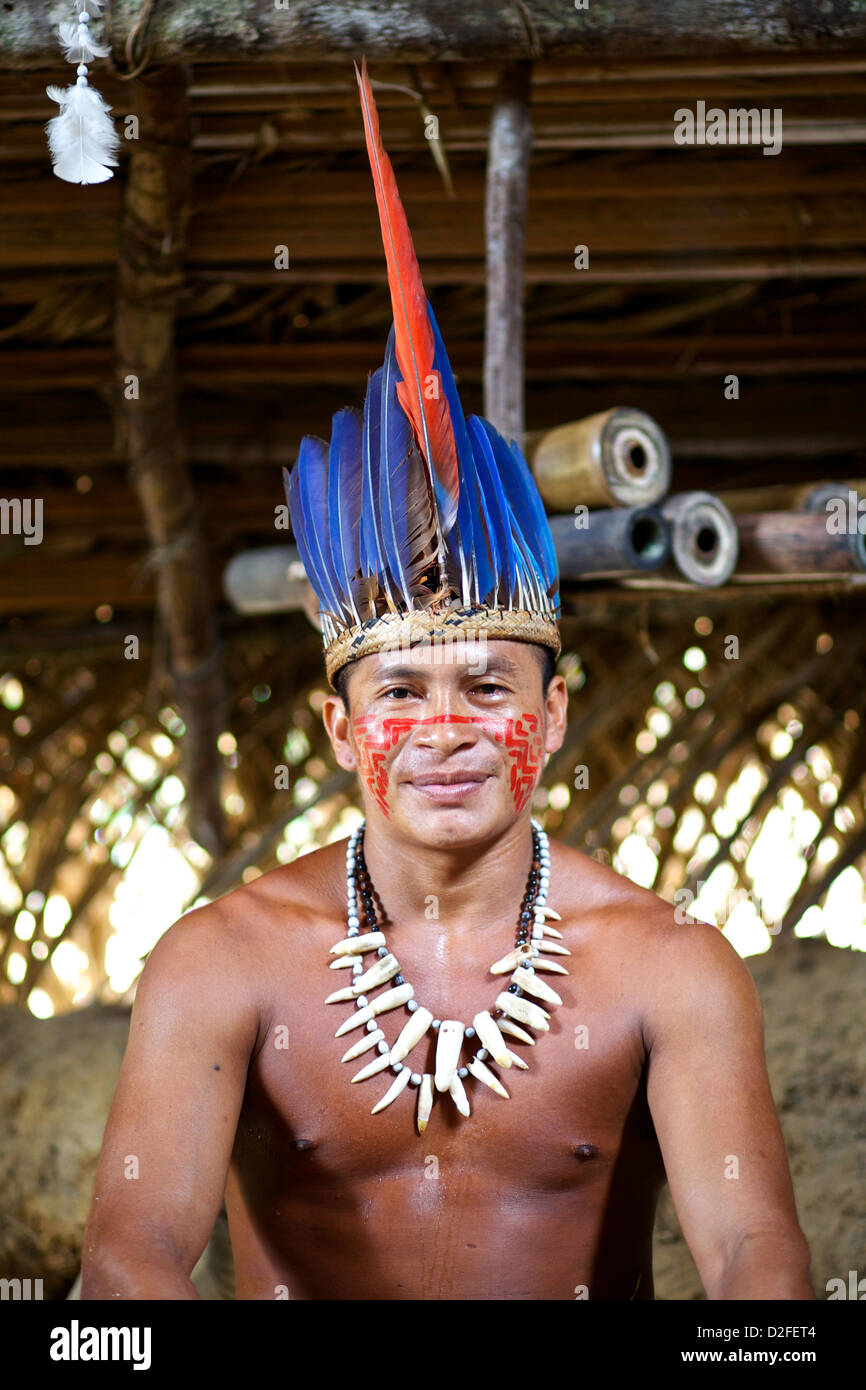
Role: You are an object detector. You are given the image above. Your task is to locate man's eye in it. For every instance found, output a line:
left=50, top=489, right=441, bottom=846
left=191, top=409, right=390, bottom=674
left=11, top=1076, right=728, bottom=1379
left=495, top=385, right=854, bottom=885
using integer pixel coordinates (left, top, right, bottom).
left=379, top=682, right=506, bottom=698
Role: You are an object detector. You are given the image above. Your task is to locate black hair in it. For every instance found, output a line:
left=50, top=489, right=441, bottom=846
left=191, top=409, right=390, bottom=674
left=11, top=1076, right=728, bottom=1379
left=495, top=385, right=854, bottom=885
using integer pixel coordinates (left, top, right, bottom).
left=332, top=643, right=557, bottom=717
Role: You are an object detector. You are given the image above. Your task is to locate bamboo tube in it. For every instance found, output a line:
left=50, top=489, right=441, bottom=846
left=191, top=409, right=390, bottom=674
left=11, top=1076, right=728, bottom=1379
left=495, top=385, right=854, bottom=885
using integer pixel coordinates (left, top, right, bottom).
left=660, top=491, right=739, bottom=586
left=526, top=407, right=671, bottom=509
left=546, top=505, right=670, bottom=577
left=734, top=511, right=866, bottom=574
left=715, top=478, right=866, bottom=514
left=223, top=545, right=321, bottom=626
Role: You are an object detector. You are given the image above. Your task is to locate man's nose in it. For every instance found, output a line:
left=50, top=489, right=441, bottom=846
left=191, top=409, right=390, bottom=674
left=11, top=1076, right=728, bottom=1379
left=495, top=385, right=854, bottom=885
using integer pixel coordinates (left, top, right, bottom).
left=412, top=712, right=479, bottom=754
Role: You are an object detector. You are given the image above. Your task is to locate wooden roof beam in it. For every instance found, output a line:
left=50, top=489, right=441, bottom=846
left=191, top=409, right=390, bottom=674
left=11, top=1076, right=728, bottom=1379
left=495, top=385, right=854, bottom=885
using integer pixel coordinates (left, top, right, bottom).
left=115, top=65, right=228, bottom=858
left=4, top=1, right=866, bottom=68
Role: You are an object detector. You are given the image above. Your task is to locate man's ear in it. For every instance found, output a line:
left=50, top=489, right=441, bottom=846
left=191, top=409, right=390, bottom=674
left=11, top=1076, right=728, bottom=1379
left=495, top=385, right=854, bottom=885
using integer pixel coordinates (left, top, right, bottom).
left=322, top=694, right=357, bottom=771
left=542, top=674, right=568, bottom=757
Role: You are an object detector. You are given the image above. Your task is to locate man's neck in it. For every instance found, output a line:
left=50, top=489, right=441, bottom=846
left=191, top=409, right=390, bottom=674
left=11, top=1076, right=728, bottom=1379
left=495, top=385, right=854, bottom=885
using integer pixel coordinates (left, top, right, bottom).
left=358, top=816, right=536, bottom=942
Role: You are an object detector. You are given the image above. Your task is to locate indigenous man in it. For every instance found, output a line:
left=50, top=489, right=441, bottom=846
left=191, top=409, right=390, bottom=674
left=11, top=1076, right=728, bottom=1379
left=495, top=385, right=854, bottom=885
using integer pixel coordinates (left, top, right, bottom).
left=80, top=60, right=812, bottom=1301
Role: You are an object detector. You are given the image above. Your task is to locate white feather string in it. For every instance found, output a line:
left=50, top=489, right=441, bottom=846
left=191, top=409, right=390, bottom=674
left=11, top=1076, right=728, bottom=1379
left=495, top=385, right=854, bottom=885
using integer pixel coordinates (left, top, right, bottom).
left=45, top=3, right=120, bottom=185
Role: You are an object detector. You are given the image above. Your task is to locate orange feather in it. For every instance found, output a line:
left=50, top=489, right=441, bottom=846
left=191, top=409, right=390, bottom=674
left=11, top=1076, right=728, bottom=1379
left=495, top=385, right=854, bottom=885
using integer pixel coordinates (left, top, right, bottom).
left=354, top=56, right=459, bottom=536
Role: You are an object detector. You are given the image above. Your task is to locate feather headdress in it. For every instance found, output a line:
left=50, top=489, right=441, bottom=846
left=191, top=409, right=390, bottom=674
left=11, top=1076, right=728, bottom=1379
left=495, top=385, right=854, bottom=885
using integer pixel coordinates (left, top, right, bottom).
left=285, top=57, right=561, bottom=688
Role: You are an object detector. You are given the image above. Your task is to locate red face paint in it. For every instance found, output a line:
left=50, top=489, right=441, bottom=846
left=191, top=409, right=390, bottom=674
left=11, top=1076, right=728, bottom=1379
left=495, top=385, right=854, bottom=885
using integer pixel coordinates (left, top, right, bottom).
left=352, top=713, right=544, bottom=817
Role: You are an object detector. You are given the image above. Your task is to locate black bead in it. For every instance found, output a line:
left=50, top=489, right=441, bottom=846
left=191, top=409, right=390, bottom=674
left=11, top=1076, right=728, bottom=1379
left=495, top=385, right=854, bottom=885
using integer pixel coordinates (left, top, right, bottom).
left=394, top=974, right=404, bottom=986
left=507, top=983, right=520, bottom=993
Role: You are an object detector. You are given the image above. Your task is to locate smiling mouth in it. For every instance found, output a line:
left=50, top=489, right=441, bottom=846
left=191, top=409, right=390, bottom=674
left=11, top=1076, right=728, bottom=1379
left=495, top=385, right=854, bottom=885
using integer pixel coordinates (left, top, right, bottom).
left=411, top=773, right=489, bottom=786
left=409, top=774, right=491, bottom=801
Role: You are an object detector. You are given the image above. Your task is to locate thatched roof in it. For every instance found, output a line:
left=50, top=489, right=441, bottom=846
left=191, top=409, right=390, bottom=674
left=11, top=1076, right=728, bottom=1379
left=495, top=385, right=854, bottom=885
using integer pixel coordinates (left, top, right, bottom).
left=1, top=5, right=865, bottom=1004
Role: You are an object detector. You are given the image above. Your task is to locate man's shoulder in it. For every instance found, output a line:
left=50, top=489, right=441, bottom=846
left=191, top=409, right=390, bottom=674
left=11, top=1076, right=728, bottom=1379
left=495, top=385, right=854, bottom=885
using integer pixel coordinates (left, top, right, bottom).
left=146, top=837, right=348, bottom=971
left=549, top=835, right=748, bottom=978
left=547, top=835, right=671, bottom=934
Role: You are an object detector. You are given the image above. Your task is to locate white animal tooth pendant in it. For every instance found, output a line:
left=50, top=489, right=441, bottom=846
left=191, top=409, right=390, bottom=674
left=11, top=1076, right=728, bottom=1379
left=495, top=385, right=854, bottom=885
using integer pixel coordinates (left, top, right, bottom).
left=449, top=1072, right=471, bottom=1116
left=498, top=1018, right=536, bottom=1045
left=532, top=957, right=569, bottom=975
left=371, top=1066, right=413, bottom=1114
left=340, top=1028, right=385, bottom=1063
left=349, top=952, right=401, bottom=994
left=325, top=955, right=400, bottom=1003
left=416, top=1074, right=434, bottom=1133
left=434, top=1019, right=464, bottom=1092
left=390, top=1007, right=434, bottom=1064
left=467, top=1056, right=509, bottom=1099
left=329, top=931, right=386, bottom=956
left=502, top=1047, right=529, bottom=1071
left=334, top=982, right=415, bottom=1037
left=511, top=966, right=563, bottom=1008
left=351, top=1053, right=393, bottom=1083
left=489, top=945, right=534, bottom=975
left=472, top=1010, right=513, bottom=1067
left=495, top=990, right=550, bottom=1032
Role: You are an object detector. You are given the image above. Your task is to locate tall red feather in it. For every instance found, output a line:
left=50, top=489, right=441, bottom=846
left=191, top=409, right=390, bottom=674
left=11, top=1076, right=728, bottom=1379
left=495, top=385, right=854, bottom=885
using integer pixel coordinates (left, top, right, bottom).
left=354, top=57, right=459, bottom=537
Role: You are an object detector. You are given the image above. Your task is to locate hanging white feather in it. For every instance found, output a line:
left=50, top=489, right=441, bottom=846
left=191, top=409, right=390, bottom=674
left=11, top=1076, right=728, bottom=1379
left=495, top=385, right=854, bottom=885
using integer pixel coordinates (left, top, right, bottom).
left=45, top=78, right=120, bottom=185
left=46, top=2, right=118, bottom=185
left=58, top=19, right=111, bottom=64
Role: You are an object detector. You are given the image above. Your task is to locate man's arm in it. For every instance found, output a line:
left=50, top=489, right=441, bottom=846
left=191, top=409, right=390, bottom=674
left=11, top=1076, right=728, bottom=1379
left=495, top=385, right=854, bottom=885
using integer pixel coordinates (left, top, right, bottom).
left=642, top=913, right=814, bottom=1299
left=80, top=904, right=261, bottom=1299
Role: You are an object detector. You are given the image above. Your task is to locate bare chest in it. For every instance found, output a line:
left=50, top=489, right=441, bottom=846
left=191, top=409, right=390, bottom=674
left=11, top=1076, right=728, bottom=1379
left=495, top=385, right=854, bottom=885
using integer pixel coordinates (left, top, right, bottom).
left=235, top=933, right=661, bottom=1194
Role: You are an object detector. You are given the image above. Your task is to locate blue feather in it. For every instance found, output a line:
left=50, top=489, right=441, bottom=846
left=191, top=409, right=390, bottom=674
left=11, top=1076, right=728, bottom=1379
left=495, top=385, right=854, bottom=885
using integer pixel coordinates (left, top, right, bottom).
left=466, top=414, right=518, bottom=602
left=507, top=439, right=560, bottom=604
left=379, top=334, right=420, bottom=609
left=359, top=365, right=391, bottom=602
left=471, top=416, right=558, bottom=613
left=425, top=300, right=496, bottom=605
left=327, top=408, right=364, bottom=623
left=287, top=435, right=344, bottom=618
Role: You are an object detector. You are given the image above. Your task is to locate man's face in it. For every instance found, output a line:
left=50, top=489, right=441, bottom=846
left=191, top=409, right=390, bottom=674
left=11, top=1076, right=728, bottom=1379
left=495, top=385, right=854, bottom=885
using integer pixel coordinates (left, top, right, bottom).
left=323, top=639, right=567, bottom=847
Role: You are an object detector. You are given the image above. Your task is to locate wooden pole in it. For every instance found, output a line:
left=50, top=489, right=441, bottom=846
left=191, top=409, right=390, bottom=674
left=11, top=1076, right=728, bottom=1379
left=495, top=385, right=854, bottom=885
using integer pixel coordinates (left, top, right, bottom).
left=484, top=61, right=532, bottom=446
left=115, top=65, right=227, bottom=858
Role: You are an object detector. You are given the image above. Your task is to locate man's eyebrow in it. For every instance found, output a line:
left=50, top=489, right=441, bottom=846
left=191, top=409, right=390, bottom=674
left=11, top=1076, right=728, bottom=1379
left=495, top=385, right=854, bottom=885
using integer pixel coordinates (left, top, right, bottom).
left=370, top=655, right=521, bottom=682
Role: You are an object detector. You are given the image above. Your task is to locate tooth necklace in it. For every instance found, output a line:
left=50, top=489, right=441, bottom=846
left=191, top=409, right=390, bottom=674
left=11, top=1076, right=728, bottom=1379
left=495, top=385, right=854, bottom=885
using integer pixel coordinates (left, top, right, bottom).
left=326, top=818, right=568, bottom=1132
